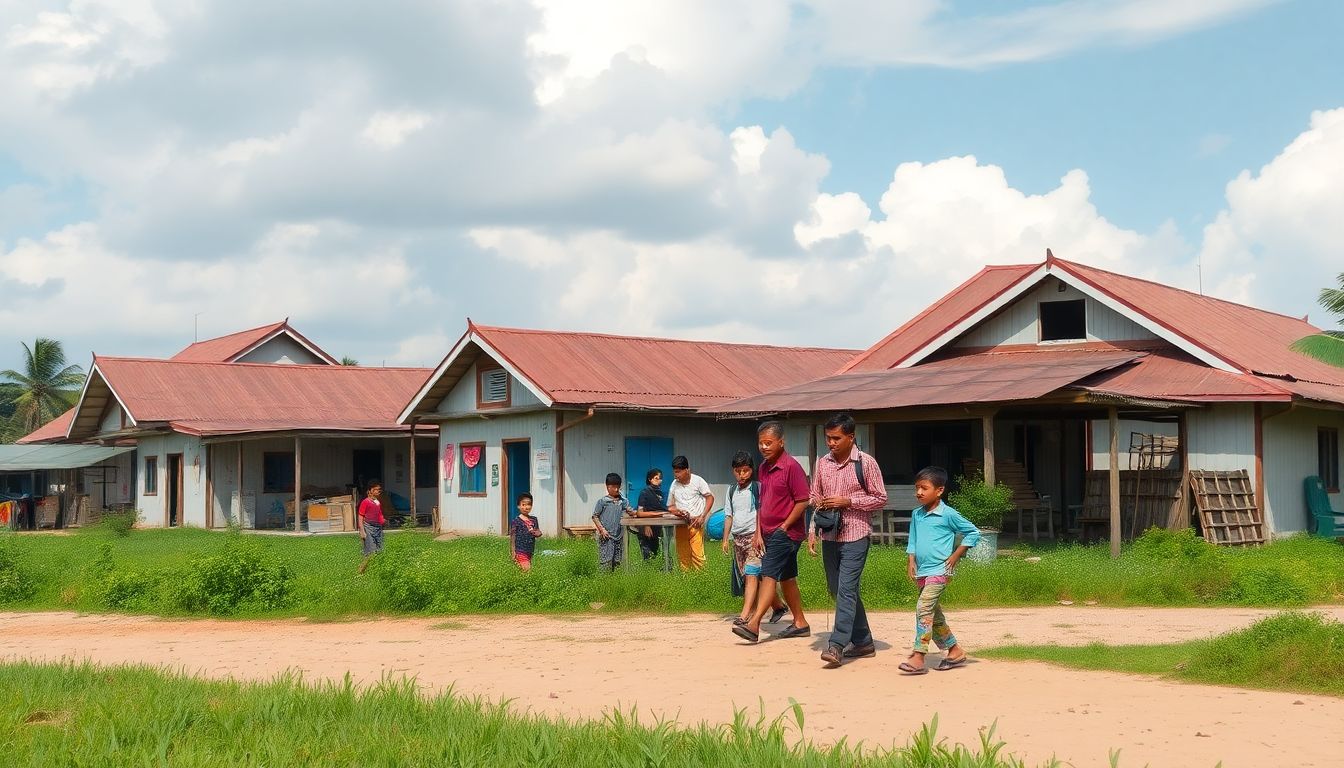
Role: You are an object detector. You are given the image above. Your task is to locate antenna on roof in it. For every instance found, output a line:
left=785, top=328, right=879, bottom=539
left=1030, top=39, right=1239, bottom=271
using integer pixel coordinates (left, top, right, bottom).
left=193, top=312, right=203, bottom=342
left=1197, top=255, right=1203, bottom=295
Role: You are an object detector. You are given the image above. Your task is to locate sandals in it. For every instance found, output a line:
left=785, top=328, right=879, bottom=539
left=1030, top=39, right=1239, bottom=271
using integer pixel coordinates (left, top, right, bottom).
left=775, top=624, right=811, bottom=639
left=731, top=624, right=759, bottom=643
left=768, top=607, right=788, bottom=624
left=898, top=661, right=928, bottom=675
left=935, top=655, right=969, bottom=671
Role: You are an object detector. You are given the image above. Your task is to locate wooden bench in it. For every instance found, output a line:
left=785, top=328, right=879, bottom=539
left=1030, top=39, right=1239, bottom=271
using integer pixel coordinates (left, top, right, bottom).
left=562, top=524, right=596, bottom=538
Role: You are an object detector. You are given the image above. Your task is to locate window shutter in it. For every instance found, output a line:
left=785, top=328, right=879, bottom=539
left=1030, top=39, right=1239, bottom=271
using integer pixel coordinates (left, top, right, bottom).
left=481, top=368, right=509, bottom=404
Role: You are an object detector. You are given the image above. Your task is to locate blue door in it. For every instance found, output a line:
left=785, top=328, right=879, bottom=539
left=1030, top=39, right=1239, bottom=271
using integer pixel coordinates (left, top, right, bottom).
left=624, top=437, right=673, bottom=506
left=504, top=441, right=530, bottom=528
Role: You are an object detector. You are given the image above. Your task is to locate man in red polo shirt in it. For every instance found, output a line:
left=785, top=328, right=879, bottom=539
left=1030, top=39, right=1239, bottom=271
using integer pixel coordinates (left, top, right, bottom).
left=732, top=421, right=812, bottom=643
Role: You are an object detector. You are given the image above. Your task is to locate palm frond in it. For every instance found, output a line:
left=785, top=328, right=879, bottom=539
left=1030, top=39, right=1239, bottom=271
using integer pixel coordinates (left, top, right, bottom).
left=1320, top=273, right=1344, bottom=322
left=1291, top=333, right=1344, bottom=368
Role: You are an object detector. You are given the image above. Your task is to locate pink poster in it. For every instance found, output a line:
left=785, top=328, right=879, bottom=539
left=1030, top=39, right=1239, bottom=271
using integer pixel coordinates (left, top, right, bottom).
left=442, top=444, right=456, bottom=480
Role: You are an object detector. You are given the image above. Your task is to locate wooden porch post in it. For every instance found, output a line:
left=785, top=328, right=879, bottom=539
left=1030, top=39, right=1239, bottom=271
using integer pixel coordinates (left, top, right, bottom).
left=293, top=437, right=303, bottom=534
left=205, top=444, right=214, bottom=529
left=236, top=442, right=244, bottom=528
left=408, top=425, right=418, bottom=525
left=1175, top=411, right=1190, bottom=529
left=981, top=413, right=996, bottom=486
left=1108, top=406, right=1121, bottom=558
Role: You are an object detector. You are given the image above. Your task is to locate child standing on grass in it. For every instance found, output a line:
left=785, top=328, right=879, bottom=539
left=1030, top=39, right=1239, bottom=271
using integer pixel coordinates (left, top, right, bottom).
left=723, top=451, right=787, bottom=627
left=632, top=468, right=667, bottom=561
left=593, top=472, right=634, bottom=571
left=902, top=466, right=979, bottom=675
left=509, top=492, right=542, bottom=572
left=356, top=480, right=386, bottom=575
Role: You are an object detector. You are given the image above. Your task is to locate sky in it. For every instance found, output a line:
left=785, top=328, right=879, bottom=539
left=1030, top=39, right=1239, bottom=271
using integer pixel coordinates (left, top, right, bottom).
left=1, top=0, right=1342, bottom=376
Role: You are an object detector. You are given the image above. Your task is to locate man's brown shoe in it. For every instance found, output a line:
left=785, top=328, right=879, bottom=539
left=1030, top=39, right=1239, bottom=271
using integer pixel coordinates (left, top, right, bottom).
left=843, top=643, right=876, bottom=659
left=820, top=644, right=843, bottom=668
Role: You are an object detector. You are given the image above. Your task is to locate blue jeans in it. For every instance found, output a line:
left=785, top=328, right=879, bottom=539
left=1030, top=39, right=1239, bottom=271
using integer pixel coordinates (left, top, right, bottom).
left=822, top=537, right=873, bottom=648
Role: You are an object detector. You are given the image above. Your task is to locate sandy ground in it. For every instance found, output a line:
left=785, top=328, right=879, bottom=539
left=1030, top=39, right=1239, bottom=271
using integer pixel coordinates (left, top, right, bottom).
left=3, top=606, right=1343, bottom=767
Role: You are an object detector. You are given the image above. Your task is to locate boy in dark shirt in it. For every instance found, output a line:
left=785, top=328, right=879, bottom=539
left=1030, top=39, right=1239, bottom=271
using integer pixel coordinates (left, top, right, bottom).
left=509, top=492, right=542, bottom=572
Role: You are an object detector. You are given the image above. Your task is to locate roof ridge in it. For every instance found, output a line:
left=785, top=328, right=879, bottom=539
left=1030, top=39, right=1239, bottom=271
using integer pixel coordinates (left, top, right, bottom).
left=1051, top=257, right=1316, bottom=326
left=98, top=356, right=429, bottom=372
left=473, top=324, right=858, bottom=354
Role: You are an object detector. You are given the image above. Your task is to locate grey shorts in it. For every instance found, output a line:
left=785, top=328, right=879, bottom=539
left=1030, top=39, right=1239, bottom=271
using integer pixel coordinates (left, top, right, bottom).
left=362, top=522, right=384, bottom=556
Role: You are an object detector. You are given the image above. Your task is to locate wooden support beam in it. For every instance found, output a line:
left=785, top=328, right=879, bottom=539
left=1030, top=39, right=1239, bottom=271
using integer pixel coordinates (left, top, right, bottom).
left=236, top=442, right=243, bottom=528
left=408, top=426, right=418, bottom=525
left=554, top=411, right=565, bottom=535
left=1109, top=406, right=1121, bottom=559
left=1254, top=403, right=1267, bottom=542
left=205, top=444, right=214, bottom=529
left=293, top=437, right=303, bottom=534
left=981, top=413, right=996, bottom=487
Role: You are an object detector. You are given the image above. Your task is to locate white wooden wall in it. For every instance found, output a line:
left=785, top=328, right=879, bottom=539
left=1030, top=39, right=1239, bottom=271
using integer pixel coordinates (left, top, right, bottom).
left=1263, top=405, right=1344, bottom=535
left=236, top=336, right=328, bottom=365
left=135, top=433, right=209, bottom=528
left=1089, top=418, right=1180, bottom=469
left=436, top=411, right=559, bottom=535
left=954, top=279, right=1157, bottom=348
left=437, top=361, right=545, bottom=414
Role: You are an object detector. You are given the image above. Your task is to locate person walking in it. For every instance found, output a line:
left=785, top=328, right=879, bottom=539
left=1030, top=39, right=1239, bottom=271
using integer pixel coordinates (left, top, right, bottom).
left=807, top=413, right=887, bottom=668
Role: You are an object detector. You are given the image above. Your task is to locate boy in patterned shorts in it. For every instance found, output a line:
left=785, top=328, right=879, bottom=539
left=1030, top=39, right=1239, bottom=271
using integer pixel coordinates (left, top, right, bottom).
left=723, top=451, right=786, bottom=627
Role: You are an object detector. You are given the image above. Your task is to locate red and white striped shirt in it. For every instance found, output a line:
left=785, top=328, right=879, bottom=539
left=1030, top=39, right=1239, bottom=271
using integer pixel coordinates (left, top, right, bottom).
left=809, top=449, right=887, bottom=543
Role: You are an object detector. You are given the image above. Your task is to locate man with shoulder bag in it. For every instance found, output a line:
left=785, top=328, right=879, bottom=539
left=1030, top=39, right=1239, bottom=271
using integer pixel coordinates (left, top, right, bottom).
left=808, top=413, right=888, bottom=668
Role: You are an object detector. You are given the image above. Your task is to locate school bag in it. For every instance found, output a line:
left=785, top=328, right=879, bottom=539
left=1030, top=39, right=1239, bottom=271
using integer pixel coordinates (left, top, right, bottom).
left=727, top=480, right=760, bottom=598
left=812, top=454, right=871, bottom=534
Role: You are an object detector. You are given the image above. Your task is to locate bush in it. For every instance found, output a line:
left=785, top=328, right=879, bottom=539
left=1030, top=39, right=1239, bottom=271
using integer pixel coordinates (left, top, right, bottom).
left=947, top=472, right=1014, bottom=530
left=1219, top=563, right=1311, bottom=606
left=0, top=539, right=35, bottom=604
left=174, top=537, right=294, bottom=615
left=96, top=509, right=139, bottom=537
left=96, top=569, right=158, bottom=611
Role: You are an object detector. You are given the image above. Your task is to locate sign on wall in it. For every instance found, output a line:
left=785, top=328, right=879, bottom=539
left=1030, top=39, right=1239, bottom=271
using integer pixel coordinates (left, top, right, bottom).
left=535, top=446, right=552, bottom=480
left=490, top=464, right=500, bottom=487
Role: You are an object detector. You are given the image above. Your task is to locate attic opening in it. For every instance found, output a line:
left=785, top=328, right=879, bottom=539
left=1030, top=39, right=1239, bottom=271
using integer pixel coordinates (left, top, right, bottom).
left=1039, top=299, right=1086, bottom=342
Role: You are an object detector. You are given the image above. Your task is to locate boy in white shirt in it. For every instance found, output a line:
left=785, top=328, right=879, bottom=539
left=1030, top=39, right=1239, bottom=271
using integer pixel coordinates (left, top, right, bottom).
left=667, top=454, right=713, bottom=571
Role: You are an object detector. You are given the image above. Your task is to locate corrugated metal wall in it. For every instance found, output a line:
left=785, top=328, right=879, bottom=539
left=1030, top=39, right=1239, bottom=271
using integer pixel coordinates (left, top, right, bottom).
left=436, top=362, right=544, bottom=415
left=236, top=336, right=326, bottom=365
left=955, top=279, right=1157, bottom=348
left=135, top=433, right=209, bottom=528
left=1263, top=405, right=1344, bottom=535
left=436, top=411, right=559, bottom=535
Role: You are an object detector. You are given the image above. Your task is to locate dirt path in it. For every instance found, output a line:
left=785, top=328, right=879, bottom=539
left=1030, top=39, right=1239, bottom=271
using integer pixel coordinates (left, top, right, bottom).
left=4, top=606, right=1342, bottom=767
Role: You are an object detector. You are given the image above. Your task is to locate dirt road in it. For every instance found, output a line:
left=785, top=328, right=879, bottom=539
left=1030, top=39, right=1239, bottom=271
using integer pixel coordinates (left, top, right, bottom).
left=4, top=606, right=1341, bottom=767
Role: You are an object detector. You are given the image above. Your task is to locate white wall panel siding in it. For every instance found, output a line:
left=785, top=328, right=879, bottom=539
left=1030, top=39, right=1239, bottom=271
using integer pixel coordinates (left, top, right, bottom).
left=1186, top=405, right=1256, bottom=481
left=1263, top=406, right=1344, bottom=536
left=98, top=403, right=124, bottom=435
left=955, top=279, right=1158, bottom=348
left=437, top=363, right=543, bottom=414
left=237, top=336, right=327, bottom=365
left=135, top=434, right=208, bottom=528
left=437, top=412, right=559, bottom=535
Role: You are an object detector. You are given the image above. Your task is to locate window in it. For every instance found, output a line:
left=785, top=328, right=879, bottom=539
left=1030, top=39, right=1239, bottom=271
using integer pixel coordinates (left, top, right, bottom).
left=1321, top=428, right=1340, bottom=492
left=459, top=442, right=486, bottom=496
left=143, top=457, right=158, bottom=495
left=477, top=365, right=510, bottom=408
left=1039, top=299, right=1086, bottom=342
left=415, top=449, right=436, bottom=489
left=263, top=452, right=295, bottom=494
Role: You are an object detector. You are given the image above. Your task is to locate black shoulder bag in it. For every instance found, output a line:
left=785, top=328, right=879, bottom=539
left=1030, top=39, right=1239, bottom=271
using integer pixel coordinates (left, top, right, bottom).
left=812, top=456, right=869, bottom=534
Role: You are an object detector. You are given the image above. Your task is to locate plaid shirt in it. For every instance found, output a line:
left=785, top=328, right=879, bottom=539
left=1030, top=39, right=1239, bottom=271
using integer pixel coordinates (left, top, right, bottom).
left=810, top=448, right=887, bottom=542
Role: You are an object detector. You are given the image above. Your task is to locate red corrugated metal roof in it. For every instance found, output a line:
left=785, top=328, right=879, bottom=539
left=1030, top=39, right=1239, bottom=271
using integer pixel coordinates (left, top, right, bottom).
left=1074, top=349, right=1291, bottom=402
left=170, top=320, right=338, bottom=365
left=840, top=263, right=1039, bottom=373
left=1055, top=259, right=1344, bottom=384
left=74, top=357, right=432, bottom=437
left=701, top=348, right=1142, bottom=414
left=475, top=325, right=858, bottom=409
left=15, top=407, right=74, bottom=444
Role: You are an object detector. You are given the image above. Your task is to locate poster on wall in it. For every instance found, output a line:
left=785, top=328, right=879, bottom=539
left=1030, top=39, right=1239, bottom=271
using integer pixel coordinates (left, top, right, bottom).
left=534, top=447, right=552, bottom=480
left=442, top=444, right=456, bottom=480
left=490, top=464, right=500, bottom=487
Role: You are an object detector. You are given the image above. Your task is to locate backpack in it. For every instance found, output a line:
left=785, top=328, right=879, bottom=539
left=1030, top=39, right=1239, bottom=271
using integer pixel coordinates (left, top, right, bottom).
left=726, top=480, right=760, bottom=514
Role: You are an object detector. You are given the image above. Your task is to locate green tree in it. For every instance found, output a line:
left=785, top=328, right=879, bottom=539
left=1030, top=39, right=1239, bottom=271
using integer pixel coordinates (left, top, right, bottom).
left=1291, top=272, right=1344, bottom=367
left=340, top=356, right=359, bottom=366
left=0, top=338, right=84, bottom=437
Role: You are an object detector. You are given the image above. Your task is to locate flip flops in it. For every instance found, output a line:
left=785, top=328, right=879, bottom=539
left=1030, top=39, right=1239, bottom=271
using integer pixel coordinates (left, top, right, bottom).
left=898, top=661, right=928, bottom=676
left=935, top=655, right=969, bottom=671
left=731, top=624, right=759, bottom=643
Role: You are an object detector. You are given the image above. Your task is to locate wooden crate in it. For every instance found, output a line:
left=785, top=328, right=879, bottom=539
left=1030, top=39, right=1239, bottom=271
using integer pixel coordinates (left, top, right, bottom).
left=1190, top=469, right=1264, bottom=546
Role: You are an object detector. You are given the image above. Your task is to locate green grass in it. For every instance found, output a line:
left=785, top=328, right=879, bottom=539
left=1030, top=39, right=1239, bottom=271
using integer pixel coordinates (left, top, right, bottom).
left=981, top=611, right=1344, bottom=697
left=0, top=526, right=1340, bottom=619
left=0, top=660, right=1060, bottom=768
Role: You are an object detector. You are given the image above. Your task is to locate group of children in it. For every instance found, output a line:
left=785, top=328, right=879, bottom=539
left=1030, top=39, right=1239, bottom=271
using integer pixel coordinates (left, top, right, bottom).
left=489, top=453, right=978, bottom=673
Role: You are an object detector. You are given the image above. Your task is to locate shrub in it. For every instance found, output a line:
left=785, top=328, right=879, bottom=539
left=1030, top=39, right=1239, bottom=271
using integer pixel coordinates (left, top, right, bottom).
left=96, top=509, right=139, bottom=537
left=175, top=538, right=294, bottom=615
left=948, top=472, right=1014, bottom=530
left=1219, top=563, right=1311, bottom=605
left=0, top=539, right=35, bottom=604
left=96, top=569, right=158, bottom=611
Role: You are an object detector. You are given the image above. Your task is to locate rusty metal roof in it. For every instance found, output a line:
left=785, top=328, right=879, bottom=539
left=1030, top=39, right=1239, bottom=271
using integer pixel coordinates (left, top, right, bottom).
left=841, top=263, right=1039, bottom=374
left=170, top=319, right=338, bottom=365
left=401, top=324, right=858, bottom=419
left=701, top=348, right=1143, bottom=414
left=1073, top=348, right=1292, bottom=403
left=15, top=408, right=75, bottom=444
left=67, top=357, right=433, bottom=439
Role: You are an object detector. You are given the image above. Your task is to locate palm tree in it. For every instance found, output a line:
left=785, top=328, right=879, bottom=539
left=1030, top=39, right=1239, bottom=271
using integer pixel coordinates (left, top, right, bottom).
left=340, top=356, right=359, bottom=366
left=1291, top=272, right=1344, bottom=367
left=0, top=338, right=85, bottom=436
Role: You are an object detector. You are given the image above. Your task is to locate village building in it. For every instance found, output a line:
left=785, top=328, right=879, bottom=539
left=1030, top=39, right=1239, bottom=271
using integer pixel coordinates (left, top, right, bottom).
left=704, top=252, right=1344, bottom=541
left=18, top=321, right=436, bottom=531
left=397, top=323, right=856, bottom=536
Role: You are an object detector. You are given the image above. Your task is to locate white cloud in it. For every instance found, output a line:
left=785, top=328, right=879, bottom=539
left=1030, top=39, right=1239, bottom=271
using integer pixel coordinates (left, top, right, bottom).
left=361, top=110, right=432, bottom=150
left=1199, top=108, right=1344, bottom=323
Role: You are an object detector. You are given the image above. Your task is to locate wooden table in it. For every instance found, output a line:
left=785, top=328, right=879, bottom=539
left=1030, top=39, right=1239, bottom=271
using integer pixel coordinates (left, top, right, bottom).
left=621, top=514, right=686, bottom=572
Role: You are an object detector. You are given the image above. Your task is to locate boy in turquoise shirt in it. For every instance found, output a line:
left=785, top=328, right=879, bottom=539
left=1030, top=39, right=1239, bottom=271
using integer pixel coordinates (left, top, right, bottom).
left=902, top=466, right=980, bottom=675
